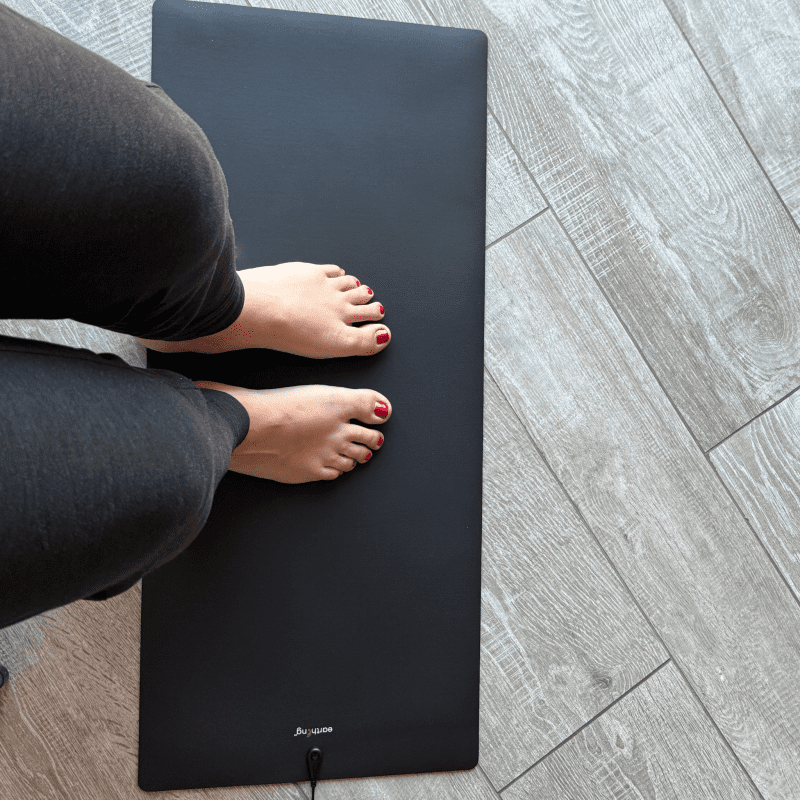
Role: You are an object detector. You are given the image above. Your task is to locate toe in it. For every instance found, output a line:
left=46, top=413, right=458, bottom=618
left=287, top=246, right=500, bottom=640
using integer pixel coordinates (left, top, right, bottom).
left=345, top=301, right=385, bottom=324
left=344, top=424, right=384, bottom=451
left=339, top=441, right=373, bottom=464
left=333, top=274, right=360, bottom=291
left=354, top=324, right=390, bottom=356
left=357, top=390, right=391, bottom=423
left=347, top=285, right=374, bottom=304
left=330, top=454, right=357, bottom=472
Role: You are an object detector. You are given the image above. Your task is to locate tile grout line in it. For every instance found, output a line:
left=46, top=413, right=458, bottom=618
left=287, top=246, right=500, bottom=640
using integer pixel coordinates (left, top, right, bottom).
left=704, top=450, right=800, bottom=610
left=486, top=206, right=550, bottom=252
left=477, top=762, right=504, bottom=798
left=293, top=782, right=310, bottom=800
left=496, top=658, right=672, bottom=795
left=483, top=367, right=765, bottom=800
left=705, top=382, right=800, bottom=455
left=660, top=0, right=800, bottom=242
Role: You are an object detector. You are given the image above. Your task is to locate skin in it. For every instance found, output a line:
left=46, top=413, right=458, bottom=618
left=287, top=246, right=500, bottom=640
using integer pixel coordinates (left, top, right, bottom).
left=136, top=262, right=392, bottom=483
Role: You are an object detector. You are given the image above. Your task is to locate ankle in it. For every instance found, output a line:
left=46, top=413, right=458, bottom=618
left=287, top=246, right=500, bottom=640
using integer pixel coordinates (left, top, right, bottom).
left=135, top=318, right=242, bottom=354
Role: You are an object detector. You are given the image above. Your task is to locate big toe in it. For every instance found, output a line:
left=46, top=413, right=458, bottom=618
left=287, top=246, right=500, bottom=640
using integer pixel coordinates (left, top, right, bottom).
left=354, top=324, right=391, bottom=356
left=355, top=389, right=391, bottom=423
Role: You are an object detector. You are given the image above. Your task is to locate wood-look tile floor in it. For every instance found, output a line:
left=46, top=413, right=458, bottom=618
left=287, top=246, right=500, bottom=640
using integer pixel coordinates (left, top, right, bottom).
left=1, top=0, right=800, bottom=797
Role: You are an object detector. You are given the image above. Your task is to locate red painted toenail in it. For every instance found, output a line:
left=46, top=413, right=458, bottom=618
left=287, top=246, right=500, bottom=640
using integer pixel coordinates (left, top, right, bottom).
left=379, top=305, right=384, bottom=314
left=376, top=331, right=389, bottom=344
left=367, top=288, right=373, bottom=295
left=365, top=452, right=372, bottom=460
left=375, top=402, right=388, bottom=418
left=355, top=280, right=360, bottom=286
left=378, top=435, right=384, bottom=446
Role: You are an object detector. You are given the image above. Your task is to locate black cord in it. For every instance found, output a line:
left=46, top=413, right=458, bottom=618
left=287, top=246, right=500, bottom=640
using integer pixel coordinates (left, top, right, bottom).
left=307, top=747, right=323, bottom=799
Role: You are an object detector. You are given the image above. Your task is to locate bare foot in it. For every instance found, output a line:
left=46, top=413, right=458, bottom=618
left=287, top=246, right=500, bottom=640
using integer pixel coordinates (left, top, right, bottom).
left=194, top=380, right=391, bottom=483
left=138, top=262, right=391, bottom=358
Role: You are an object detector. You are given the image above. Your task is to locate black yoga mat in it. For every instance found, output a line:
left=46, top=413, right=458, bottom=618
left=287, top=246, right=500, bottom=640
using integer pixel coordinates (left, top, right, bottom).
left=139, top=0, right=487, bottom=792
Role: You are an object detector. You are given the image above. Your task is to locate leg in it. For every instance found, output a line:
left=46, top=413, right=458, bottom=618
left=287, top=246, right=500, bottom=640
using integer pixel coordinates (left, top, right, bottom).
left=0, top=4, right=255, bottom=621
left=0, top=334, right=250, bottom=629
left=0, top=1, right=244, bottom=342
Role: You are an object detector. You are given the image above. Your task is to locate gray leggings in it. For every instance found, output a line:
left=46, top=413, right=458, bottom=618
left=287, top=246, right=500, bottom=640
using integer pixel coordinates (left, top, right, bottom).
left=0, top=2, right=250, bottom=628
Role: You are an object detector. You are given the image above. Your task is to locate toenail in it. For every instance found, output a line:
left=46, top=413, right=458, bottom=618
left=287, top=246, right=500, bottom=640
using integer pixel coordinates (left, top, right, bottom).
left=365, top=452, right=372, bottom=460
left=379, top=305, right=384, bottom=314
left=378, top=435, right=384, bottom=446
left=375, top=402, right=388, bottom=418
left=367, top=288, right=373, bottom=295
left=376, top=330, right=389, bottom=344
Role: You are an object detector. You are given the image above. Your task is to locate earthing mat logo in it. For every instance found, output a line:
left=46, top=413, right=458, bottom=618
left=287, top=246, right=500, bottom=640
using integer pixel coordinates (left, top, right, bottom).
left=294, top=726, right=332, bottom=737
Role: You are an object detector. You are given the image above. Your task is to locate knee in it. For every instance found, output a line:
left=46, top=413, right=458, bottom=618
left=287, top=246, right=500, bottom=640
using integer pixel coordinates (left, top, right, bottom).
left=133, top=120, right=232, bottom=279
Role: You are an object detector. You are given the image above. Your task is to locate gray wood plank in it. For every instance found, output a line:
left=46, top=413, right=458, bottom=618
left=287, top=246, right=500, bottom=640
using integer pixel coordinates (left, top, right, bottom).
left=282, top=353, right=673, bottom=799
left=425, top=0, right=800, bottom=452
left=503, top=661, right=761, bottom=800
left=482, top=209, right=800, bottom=799
left=478, top=369, right=666, bottom=790
left=10, top=0, right=157, bottom=82
left=0, top=318, right=145, bottom=368
left=710, top=389, right=800, bottom=604
left=665, top=0, right=800, bottom=229
left=7, top=0, right=250, bottom=84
